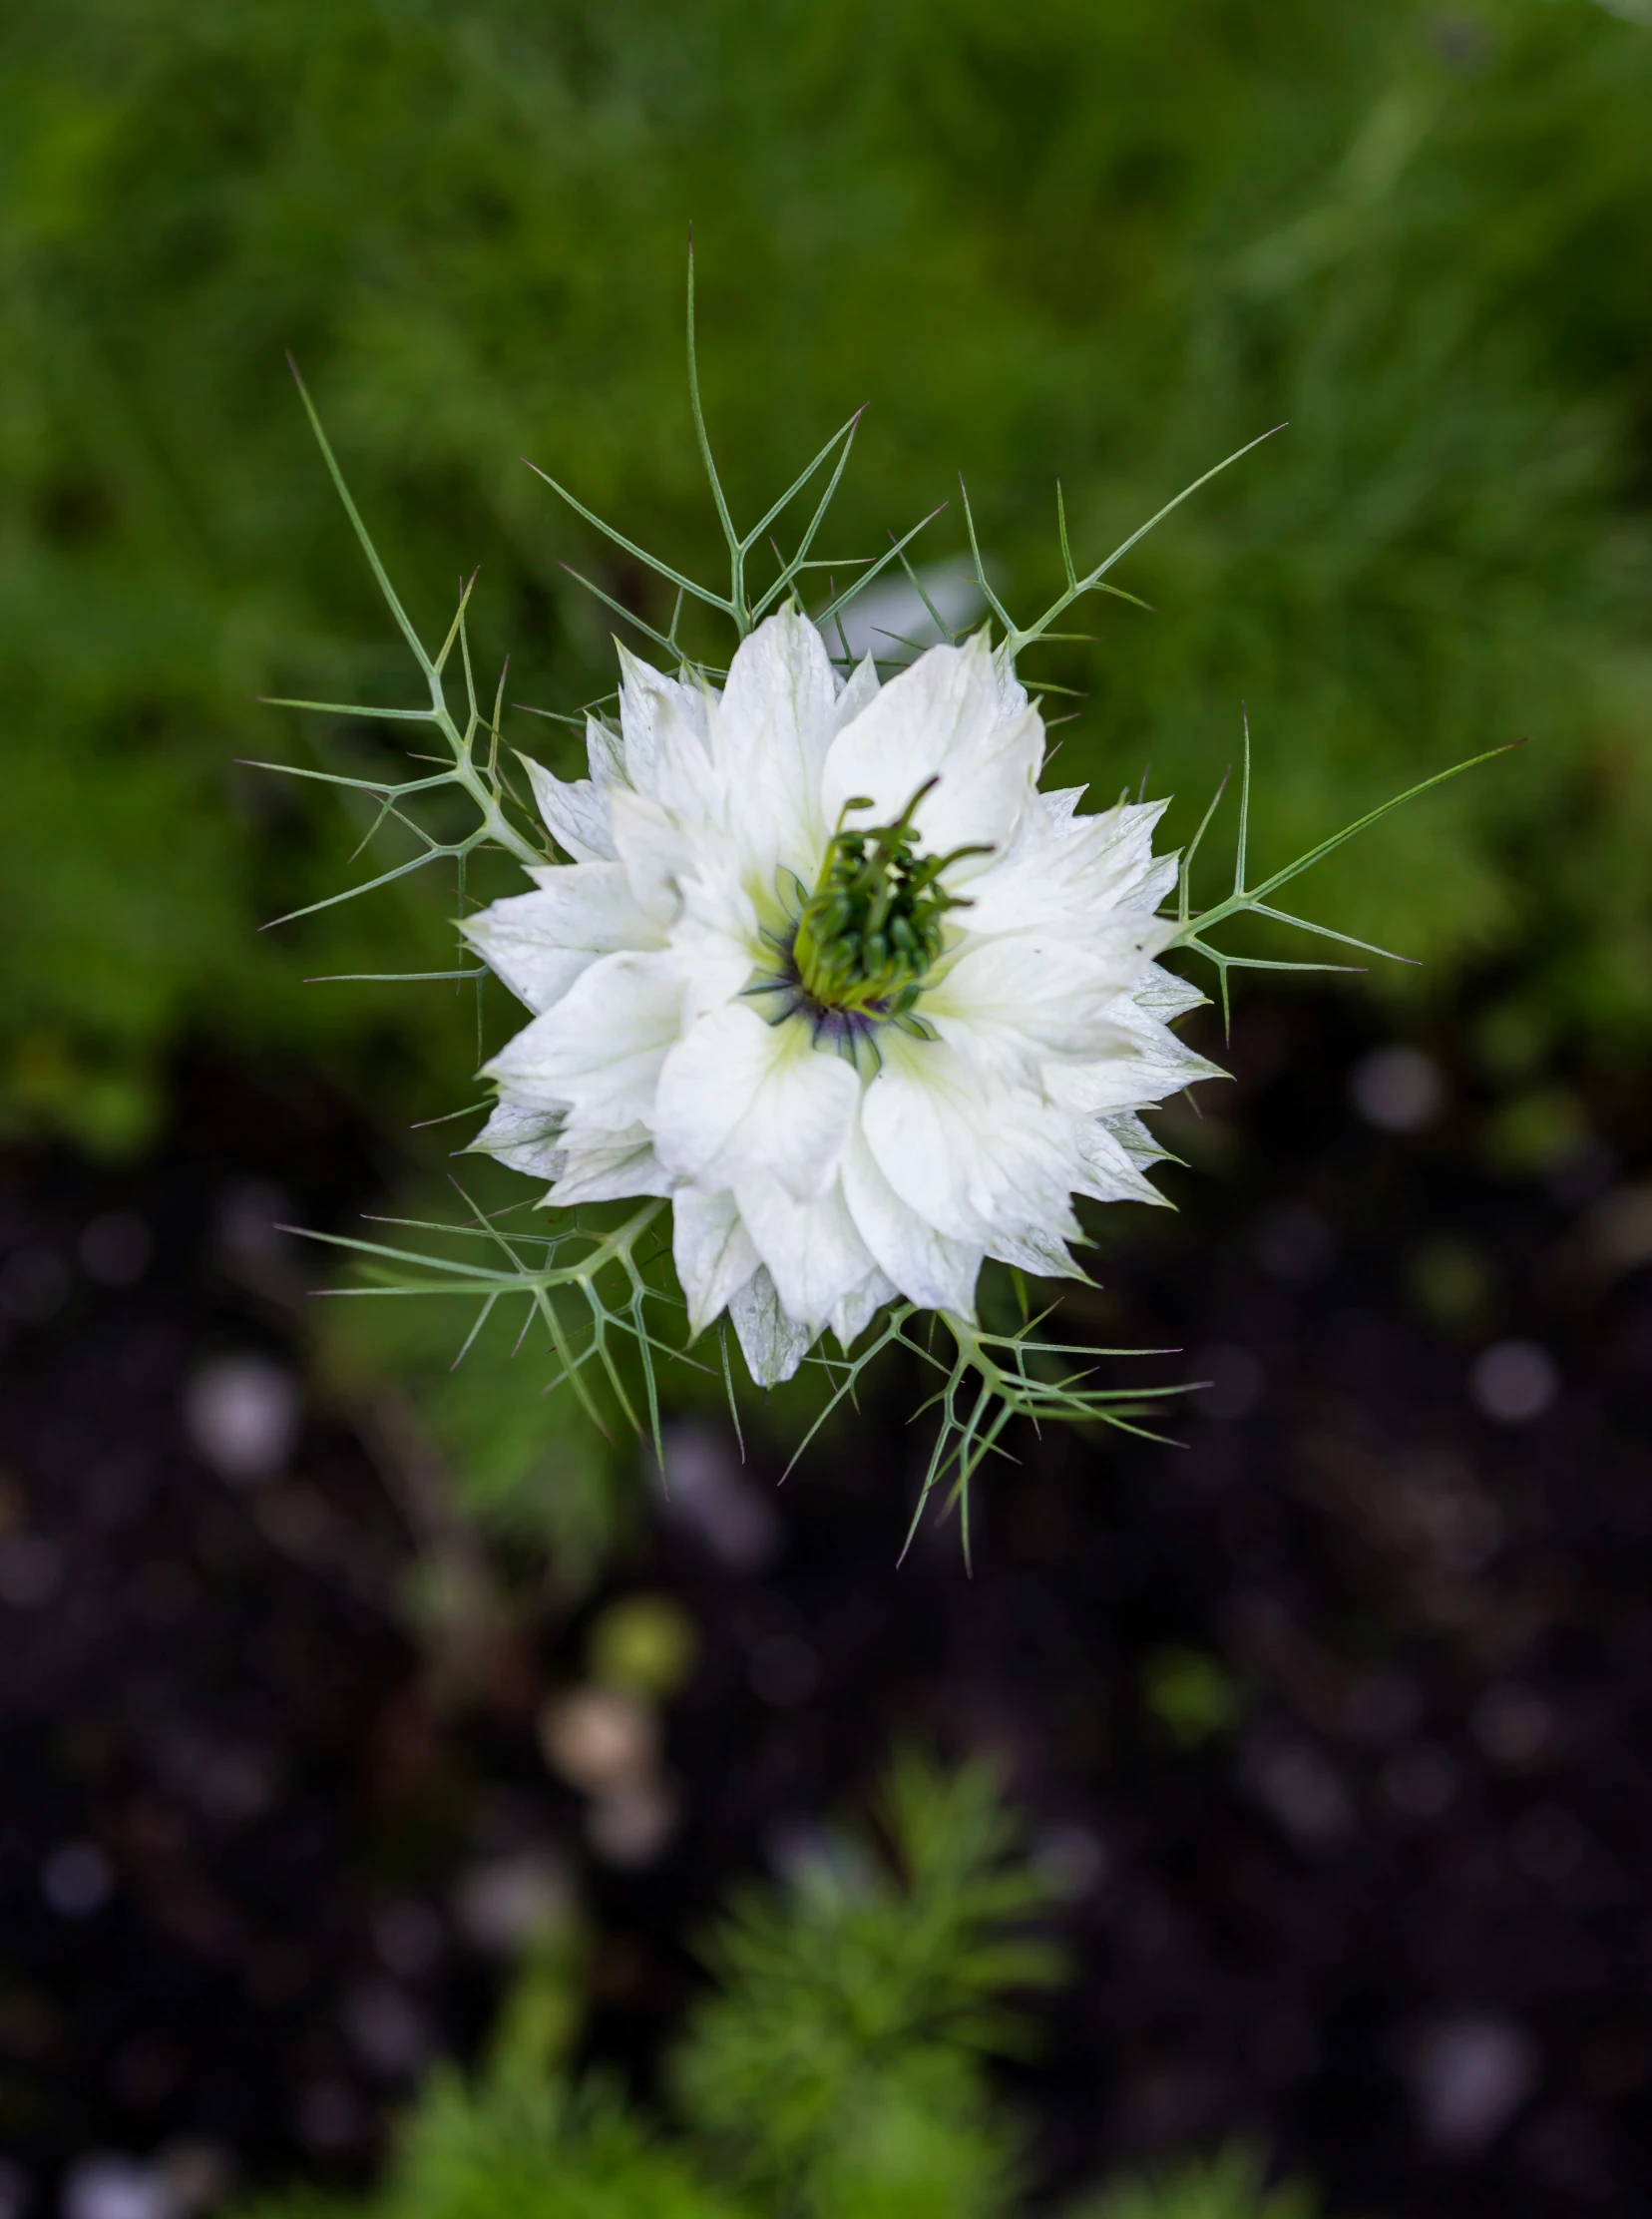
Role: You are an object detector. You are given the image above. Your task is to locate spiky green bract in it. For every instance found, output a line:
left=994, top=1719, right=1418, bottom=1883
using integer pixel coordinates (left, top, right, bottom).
left=672, top=1752, right=1062, bottom=2219
left=313, top=1211, right=628, bottom=1600
left=298, top=1195, right=681, bottom=1460
left=786, top=1304, right=1188, bottom=1568
left=252, top=366, right=544, bottom=975
left=1162, top=707, right=1512, bottom=1034
left=307, top=1184, right=1188, bottom=1551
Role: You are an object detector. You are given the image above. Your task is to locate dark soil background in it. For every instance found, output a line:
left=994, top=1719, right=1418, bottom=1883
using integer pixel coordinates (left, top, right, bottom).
left=3, top=995, right=1651, bottom=2218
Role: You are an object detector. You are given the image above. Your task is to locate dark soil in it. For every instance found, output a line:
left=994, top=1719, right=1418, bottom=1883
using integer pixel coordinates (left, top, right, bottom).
left=3, top=1003, right=1651, bottom=2217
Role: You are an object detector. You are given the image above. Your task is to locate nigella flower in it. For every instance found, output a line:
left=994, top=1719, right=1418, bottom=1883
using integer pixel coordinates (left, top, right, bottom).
left=464, top=608, right=1220, bottom=1387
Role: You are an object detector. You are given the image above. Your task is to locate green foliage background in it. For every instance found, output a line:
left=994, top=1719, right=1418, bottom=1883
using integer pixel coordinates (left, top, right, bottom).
left=4, top=0, right=1651, bottom=1153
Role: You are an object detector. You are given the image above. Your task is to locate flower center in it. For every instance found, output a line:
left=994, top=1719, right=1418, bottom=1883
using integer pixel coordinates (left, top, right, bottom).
left=789, top=778, right=989, bottom=1025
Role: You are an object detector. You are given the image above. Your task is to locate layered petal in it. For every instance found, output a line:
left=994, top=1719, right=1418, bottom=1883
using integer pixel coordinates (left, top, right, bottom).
left=1044, top=1008, right=1223, bottom=1116
left=654, top=1005, right=861, bottom=1201
left=1108, top=1109, right=1174, bottom=1165
left=858, top=1032, right=1081, bottom=1254
left=608, top=786, right=694, bottom=922
left=461, top=861, right=664, bottom=1012
left=830, top=1264, right=899, bottom=1350
left=1071, top=1115, right=1167, bottom=1208
left=831, top=651, right=882, bottom=732
left=840, top=1122, right=983, bottom=1316
left=584, top=712, right=627, bottom=791
left=923, top=933, right=1140, bottom=1085
left=962, top=794, right=1176, bottom=945
left=520, top=754, right=616, bottom=863
left=732, top=1170, right=878, bottom=1337
left=545, top=1122, right=673, bottom=1206
left=666, top=865, right=767, bottom=1022
left=1042, top=962, right=1222, bottom=1117
left=820, top=630, right=1041, bottom=876
left=673, top=1186, right=761, bottom=1338
left=728, top=1265, right=814, bottom=1388
left=468, top=1097, right=565, bottom=1179
left=1040, top=785, right=1088, bottom=832
left=711, top=605, right=840, bottom=878
left=484, top=950, right=683, bottom=1124
left=616, top=646, right=718, bottom=828
left=465, top=610, right=1225, bottom=1378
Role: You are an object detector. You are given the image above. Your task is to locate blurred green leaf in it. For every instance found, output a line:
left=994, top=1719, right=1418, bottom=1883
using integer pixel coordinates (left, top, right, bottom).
left=1064, top=2146, right=1319, bottom=2219
left=7, top=0, right=1652, bottom=1151
left=1141, top=1645, right=1245, bottom=1751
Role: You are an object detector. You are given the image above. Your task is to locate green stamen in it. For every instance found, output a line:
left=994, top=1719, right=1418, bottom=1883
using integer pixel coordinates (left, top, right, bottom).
left=790, top=778, right=990, bottom=1023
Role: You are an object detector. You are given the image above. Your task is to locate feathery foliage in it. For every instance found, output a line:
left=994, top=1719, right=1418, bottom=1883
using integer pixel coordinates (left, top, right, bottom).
left=237, top=1754, right=1316, bottom=2219
left=1068, top=2149, right=1320, bottom=2219
left=671, top=1752, right=1061, bottom=2213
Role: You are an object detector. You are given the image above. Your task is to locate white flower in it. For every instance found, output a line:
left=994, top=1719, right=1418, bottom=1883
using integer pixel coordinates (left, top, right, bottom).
left=464, top=608, right=1221, bottom=1387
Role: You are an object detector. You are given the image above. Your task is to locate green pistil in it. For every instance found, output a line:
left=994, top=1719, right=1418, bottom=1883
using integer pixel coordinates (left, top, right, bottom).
left=790, top=778, right=989, bottom=1023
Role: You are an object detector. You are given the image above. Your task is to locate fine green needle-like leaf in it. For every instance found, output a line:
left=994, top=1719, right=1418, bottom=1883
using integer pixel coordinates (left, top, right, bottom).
left=522, top=458, right=736, bottom=617
left=287, top=356, right=435, bottom=678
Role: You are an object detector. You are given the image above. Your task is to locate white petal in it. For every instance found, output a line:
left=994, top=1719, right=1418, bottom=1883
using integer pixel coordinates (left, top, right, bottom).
left=732, top=1171, right=876, bottom=1336
left=712, top=607, right=840, bottom=873
left=546, top=1123, right=672, bottom=1205
left=468, top=1097, right=565, bottom=1178
left=672, top=1187, right=761, bottom=1338
left=924, top=933, right=1136, bottom=1085
left=729, top=1264, right=814, bottom=1387
left=829, top=1266, right=897, bottom=1350
left=831, top=651, right=882, bottom=730
left=981, top=1215, right=1085, bottom=1279
left=1041, top=785, right=1088, bottom=831
left=1136, top=964, right=1208, bottom=1023
left=617, top=646, right=715, bottom=819
left=585, top=713, right=628, bottom=790
left=484, top=951, right=682, bottom=1124
left=1108, top=1109, right=1175, bottom=1165
left=962, top=795, right=1176, bottom=944
left=654, top=1006, right=860, bottom=1202
left=476, top=940, right=594, bottom=1018
left=519, top=753, right=617, bottom=862
left=840, top=1122, right=982, bottom=1316
left=820, top=630, right=1040, bottom=877
left=608, top=786, right=693, bottom=922
left=1046, top=1037, right=1222, bottom=1118
left=471, top=1098, right=671, bottom=1210
left=519, top=858, right=665, bottom=935
left=1071, top=1117, right=1165, bottom=1207
left=859, top=1033, right=1080, bottom=1252
left=667, top=868, right=767, bottom=1022
left=856, top=1041, right=987, bottom=1242
left=1044, top=975, right=1225, bottom=1115
left=462, top=862, right=663, bottom=1012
